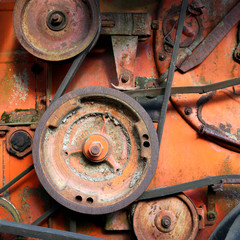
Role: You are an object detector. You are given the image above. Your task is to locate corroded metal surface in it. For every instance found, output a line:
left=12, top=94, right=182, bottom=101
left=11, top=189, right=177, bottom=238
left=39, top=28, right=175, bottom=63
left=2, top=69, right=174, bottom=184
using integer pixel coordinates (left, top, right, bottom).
left=133, top=194, right=199, bottom=240
left=179, top=1, right=240, bottom=72
left=111, top=36, right=139, bottom=90
left=101, top=13, right=152, bottom=37
left=105, top=209, right=131, bottom=231
left=13, top=0, right=100, bottom=61
left=33, top=87, right=158, bottom=214
left=162, top=5, right=202, bottom=48
left=172, top=88, right=240, bottom=152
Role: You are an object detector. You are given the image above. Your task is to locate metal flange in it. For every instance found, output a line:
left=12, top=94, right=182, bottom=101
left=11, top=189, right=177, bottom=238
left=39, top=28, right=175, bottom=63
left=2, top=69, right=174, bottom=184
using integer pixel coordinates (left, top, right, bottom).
left=33, top=87, right=159, bottom=214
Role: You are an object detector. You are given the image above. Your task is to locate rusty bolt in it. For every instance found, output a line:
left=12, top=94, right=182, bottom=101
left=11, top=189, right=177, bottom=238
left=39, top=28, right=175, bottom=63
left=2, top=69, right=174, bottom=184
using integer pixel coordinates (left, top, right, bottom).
left=121, top=74, right=130, bottom=83
left=89, top=142, right=103, bottom=157
left=184, top=107, right=192, bottom=115
left=158, top=53, right=166, bottom=61
left=207, top=211, right=217, bottom=221
left=161, top=215, right=171, bottom=228
left=151, top=20, right=159, bottom=30
left=10, top=131, right=31, bottom=152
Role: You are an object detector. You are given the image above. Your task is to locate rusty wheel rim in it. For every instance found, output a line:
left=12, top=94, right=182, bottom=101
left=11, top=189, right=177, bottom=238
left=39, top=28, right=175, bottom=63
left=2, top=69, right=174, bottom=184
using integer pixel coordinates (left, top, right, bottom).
left=133, top=193, right=199, bottom=240
left=33, top=87, right=159, bottom=214
left=13, top=0, right=100, bottom=61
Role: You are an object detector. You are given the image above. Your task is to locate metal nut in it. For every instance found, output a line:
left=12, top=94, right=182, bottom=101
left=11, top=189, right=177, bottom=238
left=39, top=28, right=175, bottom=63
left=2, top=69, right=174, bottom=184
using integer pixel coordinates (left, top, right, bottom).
left=161, top=215, right=171, bottom=228
left=89, top=142, right=103, bottom=157
left=10, top=131, right=31, bottom=152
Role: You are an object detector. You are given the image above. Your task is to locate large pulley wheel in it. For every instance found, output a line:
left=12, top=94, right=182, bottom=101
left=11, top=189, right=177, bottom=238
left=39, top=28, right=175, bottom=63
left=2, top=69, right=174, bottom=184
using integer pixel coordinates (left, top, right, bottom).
left=13, top=0, right=100, bottom=61
left=33, top=87, right=159, bottom=214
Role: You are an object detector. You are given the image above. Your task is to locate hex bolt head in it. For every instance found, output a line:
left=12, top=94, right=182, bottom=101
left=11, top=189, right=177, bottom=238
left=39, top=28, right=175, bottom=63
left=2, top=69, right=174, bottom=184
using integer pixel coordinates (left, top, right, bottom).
left=161, top=215, right=171, bottom=228
left=10, top=132, right=31, bottom=152
left=207, top=211, right=217, bottom=221
left=184, top=107, right=192, bottom=115
left=89, top=142, right=103, bottom=157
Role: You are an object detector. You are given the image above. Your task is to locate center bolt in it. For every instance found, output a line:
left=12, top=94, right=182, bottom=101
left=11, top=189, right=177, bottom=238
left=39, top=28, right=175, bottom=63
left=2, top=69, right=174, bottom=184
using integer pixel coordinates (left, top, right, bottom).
left=89, top=143, right=102, bottom=157
left=161, top=215, right=171, bottom=228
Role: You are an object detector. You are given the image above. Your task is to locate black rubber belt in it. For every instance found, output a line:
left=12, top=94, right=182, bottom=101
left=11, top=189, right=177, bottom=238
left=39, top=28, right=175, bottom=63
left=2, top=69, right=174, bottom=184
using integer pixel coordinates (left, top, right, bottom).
left=0, top=220, right=106, bottom=240
left=138, top=174, right=240, bottom=201
left=156, top=0, right=188, bottom=144
left=125, top=77, right=240, bottom=98
left=51, top=52, right=89, bottom=103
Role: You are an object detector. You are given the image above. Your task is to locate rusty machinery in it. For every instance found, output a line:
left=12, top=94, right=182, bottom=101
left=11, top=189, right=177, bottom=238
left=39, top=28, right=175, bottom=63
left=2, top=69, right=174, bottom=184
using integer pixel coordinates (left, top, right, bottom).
left=33, top=87, right=159, bottom=214
left=0, top=0, right=239, bottom=239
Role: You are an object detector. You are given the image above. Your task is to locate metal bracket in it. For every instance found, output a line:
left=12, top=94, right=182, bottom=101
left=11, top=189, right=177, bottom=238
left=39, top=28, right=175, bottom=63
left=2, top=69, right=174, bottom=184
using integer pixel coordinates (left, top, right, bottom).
left=111, top=36, right=139, bottom=90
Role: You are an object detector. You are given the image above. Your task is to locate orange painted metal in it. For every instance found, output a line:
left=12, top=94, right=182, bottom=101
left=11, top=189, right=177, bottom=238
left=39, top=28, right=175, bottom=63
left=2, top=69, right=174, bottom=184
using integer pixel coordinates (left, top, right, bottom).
left=0, top=0, right=240, bottom=239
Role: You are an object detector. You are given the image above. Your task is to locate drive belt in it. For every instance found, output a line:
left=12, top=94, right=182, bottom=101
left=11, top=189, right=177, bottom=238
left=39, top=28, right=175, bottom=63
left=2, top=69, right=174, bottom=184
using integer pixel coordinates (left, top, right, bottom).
left=138, top=175, right=240, bottom=201
left=125, top=77, right=240, bottom=98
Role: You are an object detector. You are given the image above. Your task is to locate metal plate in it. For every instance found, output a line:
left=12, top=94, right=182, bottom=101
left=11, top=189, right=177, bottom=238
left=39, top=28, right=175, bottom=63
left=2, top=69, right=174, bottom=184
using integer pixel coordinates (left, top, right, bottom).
left=33, top=87, right=159, bottom=214
left=13, top=0, right=100, bottom=61
left=133, top=194, right=199, bottom=240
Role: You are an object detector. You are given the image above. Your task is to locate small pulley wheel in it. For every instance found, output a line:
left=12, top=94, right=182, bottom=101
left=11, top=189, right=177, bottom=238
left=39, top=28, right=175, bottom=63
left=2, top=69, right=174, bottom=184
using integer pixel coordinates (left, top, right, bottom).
left=13, top=0, right=100, bottom=61
left=33, top=87, right=159, bottom=214
left=133, top=193, right=199, bottom=240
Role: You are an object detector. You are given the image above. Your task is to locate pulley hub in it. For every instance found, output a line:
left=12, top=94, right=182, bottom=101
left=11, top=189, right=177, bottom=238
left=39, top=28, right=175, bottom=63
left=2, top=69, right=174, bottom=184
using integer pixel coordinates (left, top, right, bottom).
left=46, top=10, right=68, bottom=31
left=83, top=134, right=110, bottom=162
left=33, top=87, right=159, bottom=214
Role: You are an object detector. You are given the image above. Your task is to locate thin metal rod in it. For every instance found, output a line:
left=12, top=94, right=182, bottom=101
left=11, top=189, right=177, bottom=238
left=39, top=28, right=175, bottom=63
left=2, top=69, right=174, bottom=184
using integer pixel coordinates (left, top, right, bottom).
left=156, top=0, right=188, bottom=145
left=0, top=164, right=34, bottom=194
